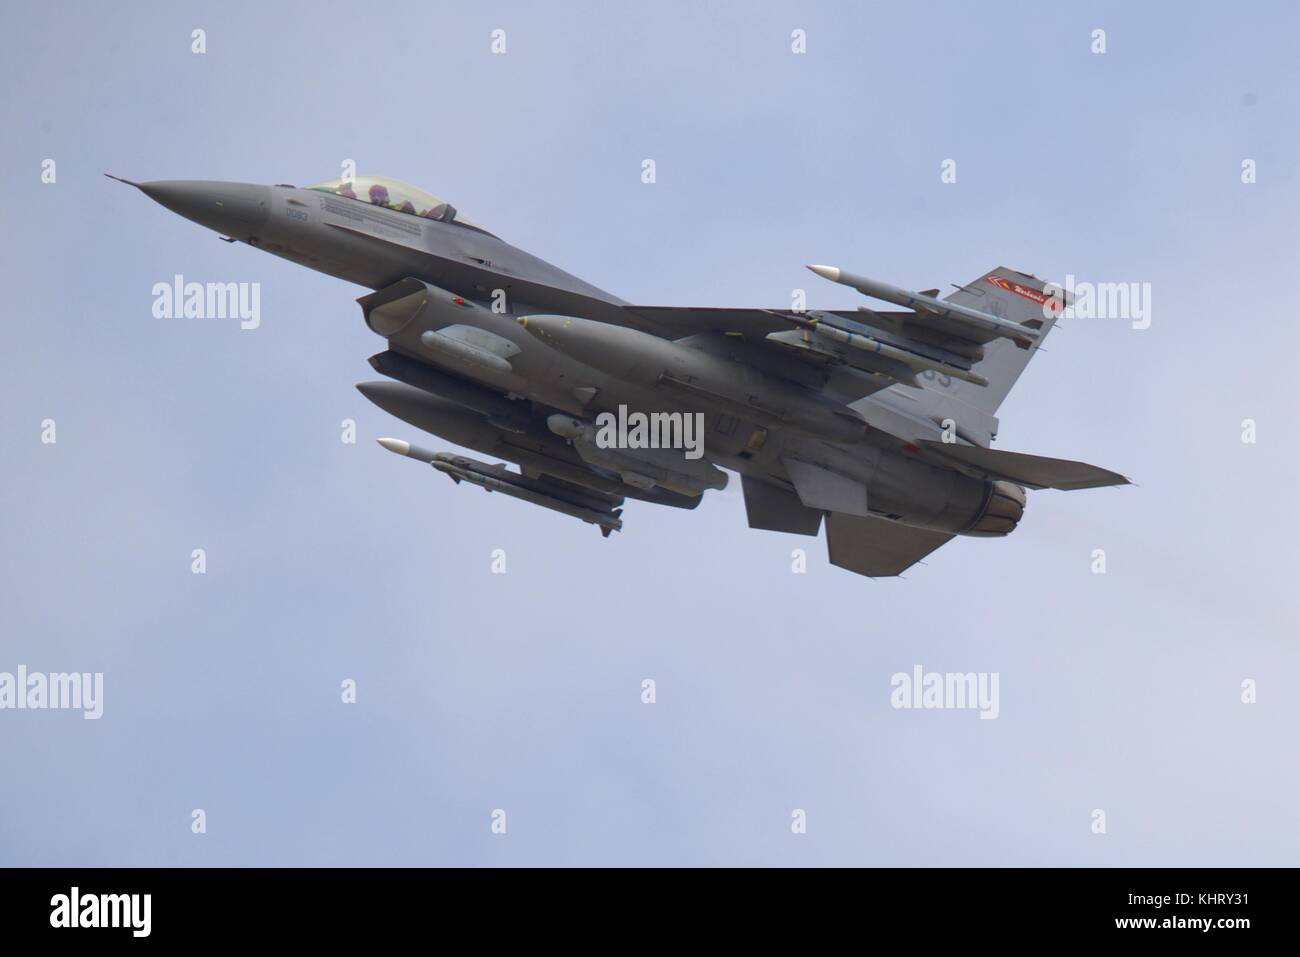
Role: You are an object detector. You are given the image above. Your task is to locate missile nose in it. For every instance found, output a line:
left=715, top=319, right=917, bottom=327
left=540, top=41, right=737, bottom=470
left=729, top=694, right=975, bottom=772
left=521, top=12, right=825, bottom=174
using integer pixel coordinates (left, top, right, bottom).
left=806, top=264, right=842, bottom=282
left=131, top=179, right=271, bottom=238
left=376, top=437, right=411, bottom=456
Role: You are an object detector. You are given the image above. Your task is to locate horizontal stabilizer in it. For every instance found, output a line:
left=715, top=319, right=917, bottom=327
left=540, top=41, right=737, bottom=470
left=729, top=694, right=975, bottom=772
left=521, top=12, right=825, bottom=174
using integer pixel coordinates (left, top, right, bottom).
left=919, top=441, right=1130, bottom=490
left=826, top=513, right=954, bottom=577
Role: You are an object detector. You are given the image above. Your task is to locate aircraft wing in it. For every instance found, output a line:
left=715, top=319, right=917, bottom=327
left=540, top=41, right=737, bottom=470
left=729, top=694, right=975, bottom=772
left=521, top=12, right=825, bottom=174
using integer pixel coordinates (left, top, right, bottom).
left=621, top=305, right=796, bottom=337
left=623, top=304, right=916, bottom=338
left=824, top=512, right=955, bottom=578
left=621, top=304, right=992, bottom=392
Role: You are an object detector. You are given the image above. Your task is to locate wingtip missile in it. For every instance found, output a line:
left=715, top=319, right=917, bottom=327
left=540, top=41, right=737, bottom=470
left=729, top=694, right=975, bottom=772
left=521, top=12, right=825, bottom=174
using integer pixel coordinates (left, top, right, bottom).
left=806, top=264, right=842, bottom=282
left=805, top=263, right=1042, bottom=347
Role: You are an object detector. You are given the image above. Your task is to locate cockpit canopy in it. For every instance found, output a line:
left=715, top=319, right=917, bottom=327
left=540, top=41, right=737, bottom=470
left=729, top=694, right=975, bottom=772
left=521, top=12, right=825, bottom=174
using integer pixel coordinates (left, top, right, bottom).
left=306, top=175, right=494, bottom=237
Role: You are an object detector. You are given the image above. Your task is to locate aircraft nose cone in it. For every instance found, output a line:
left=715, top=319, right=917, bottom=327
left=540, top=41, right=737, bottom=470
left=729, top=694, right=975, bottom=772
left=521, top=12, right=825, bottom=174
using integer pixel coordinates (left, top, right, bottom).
left=137, top=180, right=271, bottom=238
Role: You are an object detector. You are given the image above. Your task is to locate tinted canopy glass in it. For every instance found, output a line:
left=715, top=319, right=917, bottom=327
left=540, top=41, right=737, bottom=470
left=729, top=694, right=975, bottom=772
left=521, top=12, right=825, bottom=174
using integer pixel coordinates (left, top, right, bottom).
left=307, top=175, right=492, bottom=235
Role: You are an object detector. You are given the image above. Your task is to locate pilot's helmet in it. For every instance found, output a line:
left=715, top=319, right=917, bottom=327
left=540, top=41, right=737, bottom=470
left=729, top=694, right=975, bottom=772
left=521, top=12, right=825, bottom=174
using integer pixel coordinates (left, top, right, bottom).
left=396, top=200, right=416, bottom=214
left=336, top=181, right=357, bottom=199
left=368, top=184, right=390, bottom=205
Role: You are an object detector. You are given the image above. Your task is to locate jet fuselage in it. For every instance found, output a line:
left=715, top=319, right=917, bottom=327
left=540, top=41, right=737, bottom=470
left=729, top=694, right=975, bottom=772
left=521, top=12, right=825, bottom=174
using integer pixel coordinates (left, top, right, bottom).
left=119, top=176, right=1037, bottom=553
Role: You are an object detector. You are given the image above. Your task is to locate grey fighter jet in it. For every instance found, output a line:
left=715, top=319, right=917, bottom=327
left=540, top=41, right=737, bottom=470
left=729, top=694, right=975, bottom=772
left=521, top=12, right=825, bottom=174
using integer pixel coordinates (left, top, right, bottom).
left=110, top=172, right=1129, bottom=577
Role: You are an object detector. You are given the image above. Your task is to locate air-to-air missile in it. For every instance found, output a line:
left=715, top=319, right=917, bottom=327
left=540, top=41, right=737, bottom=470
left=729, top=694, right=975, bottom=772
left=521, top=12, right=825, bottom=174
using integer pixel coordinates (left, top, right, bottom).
left=376, top=438, right=624, bottom=536
left=516, top=314, right=868, bottom=442
left=804, top=264, right=1046, bottom=348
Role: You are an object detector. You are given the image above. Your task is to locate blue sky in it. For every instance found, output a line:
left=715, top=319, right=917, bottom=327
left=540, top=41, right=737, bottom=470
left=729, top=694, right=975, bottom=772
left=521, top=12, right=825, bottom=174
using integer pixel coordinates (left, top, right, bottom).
left=2, top=0, right=1298, bottom=865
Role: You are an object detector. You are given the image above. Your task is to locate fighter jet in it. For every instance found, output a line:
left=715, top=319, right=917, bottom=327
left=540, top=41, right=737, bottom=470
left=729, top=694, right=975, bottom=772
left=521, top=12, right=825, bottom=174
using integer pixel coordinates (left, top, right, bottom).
left=109, top=172, right=1129, bottom=577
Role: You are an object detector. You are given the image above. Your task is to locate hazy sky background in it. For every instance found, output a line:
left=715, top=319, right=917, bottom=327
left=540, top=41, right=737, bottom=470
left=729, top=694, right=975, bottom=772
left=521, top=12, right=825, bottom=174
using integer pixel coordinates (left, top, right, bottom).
left=2, top=0, right=1298, bottom=866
